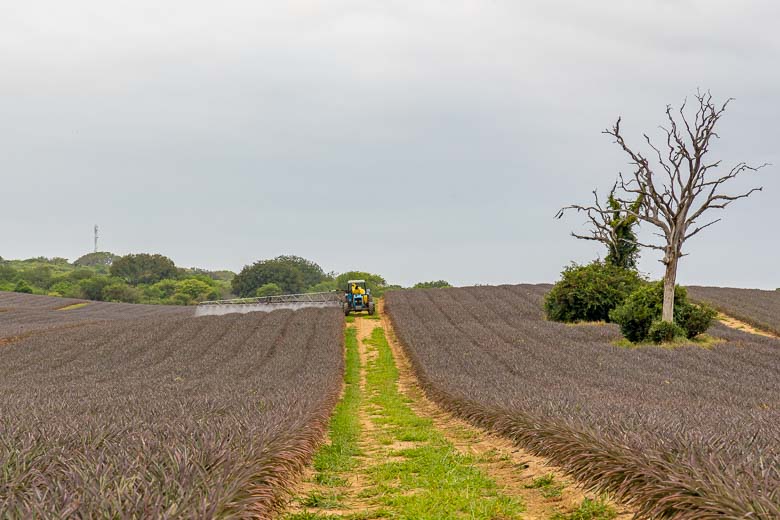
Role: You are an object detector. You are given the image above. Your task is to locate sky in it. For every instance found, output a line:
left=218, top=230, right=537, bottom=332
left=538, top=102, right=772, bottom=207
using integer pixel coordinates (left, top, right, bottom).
left=1, top=1, right=778, bottom=288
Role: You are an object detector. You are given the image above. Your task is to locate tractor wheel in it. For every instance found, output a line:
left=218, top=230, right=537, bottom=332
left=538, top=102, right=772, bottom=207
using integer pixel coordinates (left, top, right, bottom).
left=342, top=303, right=351, bottom=316
left=368, top=302, right=375, bottom=315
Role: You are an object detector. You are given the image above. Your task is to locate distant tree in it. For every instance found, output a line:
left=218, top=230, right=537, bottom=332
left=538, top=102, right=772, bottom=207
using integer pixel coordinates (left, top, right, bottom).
left=255, top=283, right=284, bottom=297
left=102, top=281, right=141, bottom=303
left=559, top=92, right=765, bottom=322
left=21, top=266, right=53, bottom=289
left=13, top=279, right=33, bottom=294
left=232, top=259, right=305, bottom=297
left=272, top=255, right=329, bottom=289
left=175, top=279, right=215, bottom=303
left=187, top=268, right=235, bottom=281
left=306, top=279, right=338, bottom=293
left=413, top=280, right=452, bottom=289
left=78, top=276, right=114, bottom=301
left=334, top=271, right=387, bottom=296
left=48, top=281, right=76, bottom=297
left=150, top=279, right=179, bottom=298
left=68, top=269, right=97, bottom=281
left=0, top=264, right=17, bottom=282
left=74, top=251, right=119, bottom=267
left=110, top=254, right=178, bottom=285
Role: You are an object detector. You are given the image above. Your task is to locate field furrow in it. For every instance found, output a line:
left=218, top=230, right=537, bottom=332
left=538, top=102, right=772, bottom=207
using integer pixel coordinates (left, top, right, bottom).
left=385, top=285, right=780, bottom=519
left=0, top=299, right=344, bottom=518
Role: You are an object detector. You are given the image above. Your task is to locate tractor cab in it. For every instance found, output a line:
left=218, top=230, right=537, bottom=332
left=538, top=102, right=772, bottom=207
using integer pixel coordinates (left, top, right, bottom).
left=343, top=279, right=375, bottom=316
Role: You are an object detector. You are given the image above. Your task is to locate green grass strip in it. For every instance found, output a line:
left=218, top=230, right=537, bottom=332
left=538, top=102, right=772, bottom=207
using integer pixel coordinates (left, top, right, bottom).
left=552, top=497, right=617, bottom=520
left=361, top=327, right=524, bottom=519
left=311, top=326, right=362, bottom=482
left=56, top=302, right=90, bottom=311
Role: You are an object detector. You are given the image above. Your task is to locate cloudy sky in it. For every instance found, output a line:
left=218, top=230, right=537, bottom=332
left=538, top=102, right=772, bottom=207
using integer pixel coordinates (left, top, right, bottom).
left=2, top=1, right=778, bottom=288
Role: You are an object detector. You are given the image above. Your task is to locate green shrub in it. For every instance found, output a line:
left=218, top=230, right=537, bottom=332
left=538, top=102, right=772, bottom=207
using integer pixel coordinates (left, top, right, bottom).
left=676, top=302, right=717, bottom=339
left=79, top=276, right=113, bottom=300
left=102, top=282, right=141, bottom=303
left=151, top=279, right=179, bottom=298
left=413, top=280, right=452, bottom=289
left=255, top=283, right=284, bottom=297
left=544, top=262, right=645, bottom=323
left=48, top=281, right=84, bottom=299
left=648, top=320, right=685, bottom=344
left=175, top=279, right=214, bottom=302
left=13, top=280, right=33, bottom=294
left=610, top=282, right=715, bottom=343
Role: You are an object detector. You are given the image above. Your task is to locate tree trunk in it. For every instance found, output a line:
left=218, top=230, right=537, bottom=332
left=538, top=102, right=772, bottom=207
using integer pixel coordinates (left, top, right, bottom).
left=662, top=253, right=678, bottom=322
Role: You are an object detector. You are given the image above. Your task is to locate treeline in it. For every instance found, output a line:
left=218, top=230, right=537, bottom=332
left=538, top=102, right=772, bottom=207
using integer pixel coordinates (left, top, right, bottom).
left=0, top=253, right=232, bottom=305
left=230, top=256, right=451, bottom=297
left=1, top=253, right=452, bottom=306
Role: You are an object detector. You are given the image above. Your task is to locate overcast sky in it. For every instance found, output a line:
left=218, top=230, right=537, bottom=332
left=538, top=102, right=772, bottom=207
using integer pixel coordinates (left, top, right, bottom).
left=2, top=1, right=778, bottom=288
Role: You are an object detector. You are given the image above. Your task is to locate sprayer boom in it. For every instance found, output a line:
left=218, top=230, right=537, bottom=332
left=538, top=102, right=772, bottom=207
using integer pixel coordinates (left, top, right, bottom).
left=196, top=291, right=342, bottom=316
left=199, top=291, right=342, bottom=306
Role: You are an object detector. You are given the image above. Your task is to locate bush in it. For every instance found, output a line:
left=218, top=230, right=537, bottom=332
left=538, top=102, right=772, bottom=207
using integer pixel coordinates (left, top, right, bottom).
left=79, top=276, right=113, bottom=301
left=307, top=280, right=338, bottom=293
left=175, top=279, right=215, bottom=303
left=102, top=282, right=141, bottom=303
left=413, top=280, right=452, bottom=289
left=544, top=262, right=645, bottom=323
left=0, top=265, right=17, bottom=282
left=610, top=282, right=716, bottom=343
left=49, top=281, right=83, bottom=298
left=13, top=280, right=33, bottom=294
left=648, top=320, right=685, bottom=344
left=255, top=283, right=283, bottom=297
left=676, top=302, right=717, bottom=339
left=150, top=279, right=179, bottom=299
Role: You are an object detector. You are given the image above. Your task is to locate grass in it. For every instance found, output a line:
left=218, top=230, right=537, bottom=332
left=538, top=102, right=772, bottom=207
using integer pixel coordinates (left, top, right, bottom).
left=360, top=327, right=524, bottom=519
left=524, top=473, right=564, bottom=498
left=301, top=490, right=345, bottom=509
left=344, top=313, right=380, bottom=323
left=286, top=323, right=524, bottom=519
left=56, top=302, right=90, bottom=311
left=311, top=327, right=362, bottom=479
left=552, top=497, right=617, bottom=520
left=612, top=333, right=724, bottom=349
left=285, top=327, right=362, bottom=518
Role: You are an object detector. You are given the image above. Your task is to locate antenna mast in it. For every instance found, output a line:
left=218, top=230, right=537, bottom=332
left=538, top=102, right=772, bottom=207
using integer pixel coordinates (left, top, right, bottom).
left=94, top=225, right=99, bottom=253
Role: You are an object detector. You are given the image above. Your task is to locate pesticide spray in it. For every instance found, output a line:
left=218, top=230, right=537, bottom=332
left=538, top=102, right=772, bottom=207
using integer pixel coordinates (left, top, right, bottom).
left=195, top=301, right=339, bottom=316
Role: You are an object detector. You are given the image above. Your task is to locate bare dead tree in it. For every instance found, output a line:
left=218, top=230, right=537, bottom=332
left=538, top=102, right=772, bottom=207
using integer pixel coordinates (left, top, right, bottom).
left=561, top=91, right=766, bottom=322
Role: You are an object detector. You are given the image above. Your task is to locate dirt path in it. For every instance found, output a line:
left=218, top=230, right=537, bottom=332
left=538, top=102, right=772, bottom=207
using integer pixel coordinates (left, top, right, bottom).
left=281, top=311, right=631, bottom=519
left=717, top=313, right=778, bottom=338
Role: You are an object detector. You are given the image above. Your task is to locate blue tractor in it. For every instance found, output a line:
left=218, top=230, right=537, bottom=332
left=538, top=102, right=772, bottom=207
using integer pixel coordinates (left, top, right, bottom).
left=342, top=279, right=375, bottom=316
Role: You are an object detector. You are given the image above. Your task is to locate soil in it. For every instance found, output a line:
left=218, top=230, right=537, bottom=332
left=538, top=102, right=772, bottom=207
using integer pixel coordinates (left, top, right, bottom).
left=717, top=313, right=778, bottom=338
